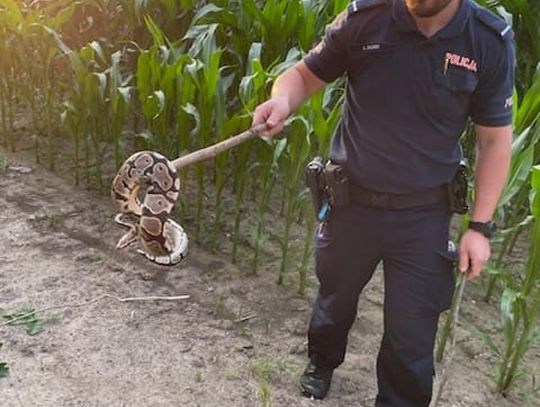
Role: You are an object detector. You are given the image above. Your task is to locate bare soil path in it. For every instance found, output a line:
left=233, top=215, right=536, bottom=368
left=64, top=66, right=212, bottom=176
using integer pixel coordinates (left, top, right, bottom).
left=0, top=147, right=537, bottom=407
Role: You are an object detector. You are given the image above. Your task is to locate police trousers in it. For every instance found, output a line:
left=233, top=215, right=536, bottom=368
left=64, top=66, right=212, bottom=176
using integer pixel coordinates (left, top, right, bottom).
left=308, top=202, right=455, bottom=407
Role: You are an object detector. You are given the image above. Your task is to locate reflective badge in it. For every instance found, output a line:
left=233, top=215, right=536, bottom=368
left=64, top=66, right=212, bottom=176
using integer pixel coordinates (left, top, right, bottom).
left=316, top=222, right=326, bottom=239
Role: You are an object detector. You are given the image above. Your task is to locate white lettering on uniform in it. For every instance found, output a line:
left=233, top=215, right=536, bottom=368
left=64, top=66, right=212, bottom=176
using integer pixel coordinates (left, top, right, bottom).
left=445, top=52, right=478, bottom=72
left=362, top=44, right=381, bottom=51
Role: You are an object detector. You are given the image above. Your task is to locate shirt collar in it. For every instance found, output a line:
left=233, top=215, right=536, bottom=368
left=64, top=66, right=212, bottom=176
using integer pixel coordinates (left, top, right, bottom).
left=392, top=0, right=471, bottom=39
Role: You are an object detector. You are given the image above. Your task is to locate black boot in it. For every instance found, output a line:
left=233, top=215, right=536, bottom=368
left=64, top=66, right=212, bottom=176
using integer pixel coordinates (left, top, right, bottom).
left=299, top=361, right=333, bottom=399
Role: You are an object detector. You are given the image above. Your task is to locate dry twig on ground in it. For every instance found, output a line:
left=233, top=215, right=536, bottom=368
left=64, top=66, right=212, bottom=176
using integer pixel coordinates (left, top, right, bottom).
left=0, top=293, right=191, bottom=328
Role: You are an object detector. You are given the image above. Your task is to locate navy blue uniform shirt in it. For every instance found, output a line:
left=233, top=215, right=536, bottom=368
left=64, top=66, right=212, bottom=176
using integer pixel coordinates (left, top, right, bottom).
left=304, top=0, right=515, bottom=194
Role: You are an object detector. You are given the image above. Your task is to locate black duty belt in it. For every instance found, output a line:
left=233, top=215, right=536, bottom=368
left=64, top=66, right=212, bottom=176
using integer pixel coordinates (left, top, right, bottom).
left=349, top=184, right=447, bottom=210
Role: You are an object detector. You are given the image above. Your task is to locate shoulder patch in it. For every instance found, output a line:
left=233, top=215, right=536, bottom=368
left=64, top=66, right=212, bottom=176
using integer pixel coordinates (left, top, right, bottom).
left=348, top=0, right=387, bottom=16
left=473, top=6, right=513, bottom=40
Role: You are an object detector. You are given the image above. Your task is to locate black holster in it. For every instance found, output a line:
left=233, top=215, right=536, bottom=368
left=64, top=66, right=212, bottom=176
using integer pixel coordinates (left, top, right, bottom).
left=323, top=161, right=350, bottom=207
left=447, top=161, right=469, bottom=214
left=305, top=157, right=325, bottom=212
left=305, top=158, right=350, bottom=212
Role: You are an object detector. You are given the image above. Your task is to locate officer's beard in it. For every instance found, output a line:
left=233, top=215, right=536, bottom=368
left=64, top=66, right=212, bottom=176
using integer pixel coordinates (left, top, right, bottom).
left=405, top=0, right=454, bottom=18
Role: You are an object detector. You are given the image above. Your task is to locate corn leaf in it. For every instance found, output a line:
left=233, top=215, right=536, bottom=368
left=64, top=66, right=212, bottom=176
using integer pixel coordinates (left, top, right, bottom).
left=0, top=0, right=22, bottom=31
left=499, top=139, right=535, bottom=206
left=500, top=287, right=519, bottom=342
left=532, top=165, right=540, bottom=217
left=466, top=323, right=502, bottom=357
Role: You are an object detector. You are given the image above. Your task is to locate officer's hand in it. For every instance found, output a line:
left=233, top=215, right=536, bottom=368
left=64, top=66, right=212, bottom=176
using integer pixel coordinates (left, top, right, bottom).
left=252, top=96, right=290, bottom=137
left=458, top=229, right=491, bottom=280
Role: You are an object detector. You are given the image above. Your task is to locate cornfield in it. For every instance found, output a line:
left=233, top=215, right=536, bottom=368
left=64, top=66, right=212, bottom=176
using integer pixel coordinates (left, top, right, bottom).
left=0, top=0, right=539, bottom=399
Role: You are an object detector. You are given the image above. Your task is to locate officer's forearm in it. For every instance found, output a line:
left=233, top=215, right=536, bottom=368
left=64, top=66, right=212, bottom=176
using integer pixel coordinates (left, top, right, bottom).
left=471, top=125, right=512, bottom=222
left=271, top=61, right=326, bottom=112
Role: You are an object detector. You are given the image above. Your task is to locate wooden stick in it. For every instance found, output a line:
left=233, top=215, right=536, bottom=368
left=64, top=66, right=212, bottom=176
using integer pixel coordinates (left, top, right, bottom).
left=235, top=313, right=257, bottom=323
left=172, top=123, right=268, bottom=169
left=432, top=274, right=468, bottom=407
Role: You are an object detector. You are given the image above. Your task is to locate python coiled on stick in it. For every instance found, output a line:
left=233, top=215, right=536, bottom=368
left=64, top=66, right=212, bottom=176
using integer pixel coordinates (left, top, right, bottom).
left=110, top=124, right=267, bottom=266
left=111, top=151, right=188, bottom=266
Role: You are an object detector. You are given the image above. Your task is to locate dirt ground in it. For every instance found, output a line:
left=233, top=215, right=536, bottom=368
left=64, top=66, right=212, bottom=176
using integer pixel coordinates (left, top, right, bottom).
left=0, top=143, right=538, bottom=407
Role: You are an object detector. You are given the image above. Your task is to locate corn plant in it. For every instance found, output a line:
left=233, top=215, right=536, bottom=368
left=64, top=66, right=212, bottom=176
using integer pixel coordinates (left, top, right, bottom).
left=275, top=117, right=311, bottom=285
left=190, top=0, right=341, bottom=79
left=484, top=70, right=540, bottom=302
left=483, top=126, right=539, bottom=302
left=75, top=45, right=110, bottom=191
left=489, top=0, right=540, bottom=93
left=33, top=27, right=65, bottom=170
left=232, top=44, right=285, bottom=273
left=108, top=50, right=133, bottom=168
left=0, top=29, right=15, bottom=150
left=183, top=21, right=229, bottom=242
left=227, top=44, right=270, bottom=262
left=175, top=70, right=199, bottom=221
left=137, top=17, right=185, bottom=154
left=0, top=0, right=80, bottom=164
left=57, top=33, right=127, bottom=189
left=250, top=137, right=285, bottom=275
left=230, top=138, right=254, bottom=264
left=295, top=85, right=344, bottom=294
left=140, top=0, right=197, bottom=42
left=210, top=111, right=246, bottom=248
left=0, top=0, right=23, bottom=150
left=489, top=165, right=540, bottom=395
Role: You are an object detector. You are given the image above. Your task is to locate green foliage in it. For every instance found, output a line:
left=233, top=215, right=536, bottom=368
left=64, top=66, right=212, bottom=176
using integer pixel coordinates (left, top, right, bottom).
left=0, top=1, right=538, bottom=398
left=249, top=353, right=292, bottom=406
left=484, top=70, right=540, bottom=302
left=2, top=307, right=45, bottom=336
left=468, top=166, right=540, bottom=394
left=0, top=342, right=8, bottom=378
left=0, top=363, right=8, bottom=378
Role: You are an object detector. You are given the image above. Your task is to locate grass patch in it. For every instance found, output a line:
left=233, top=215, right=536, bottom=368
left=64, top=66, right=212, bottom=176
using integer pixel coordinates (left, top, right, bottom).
left=2, top=306, right=50, bottom=336
left=0, top=343, right=8, bottom=378
left=248, top=353, right=294, bottom=407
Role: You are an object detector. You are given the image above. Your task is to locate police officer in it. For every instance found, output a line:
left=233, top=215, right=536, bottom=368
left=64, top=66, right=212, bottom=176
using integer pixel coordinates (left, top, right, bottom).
left=252, top=0, right=514, bottom=405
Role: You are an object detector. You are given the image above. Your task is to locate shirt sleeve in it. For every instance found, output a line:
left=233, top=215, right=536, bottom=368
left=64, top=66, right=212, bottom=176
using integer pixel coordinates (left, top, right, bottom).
left=471, top=36, right=516, bottom=127
left=303, top=11, right=350, bottom=83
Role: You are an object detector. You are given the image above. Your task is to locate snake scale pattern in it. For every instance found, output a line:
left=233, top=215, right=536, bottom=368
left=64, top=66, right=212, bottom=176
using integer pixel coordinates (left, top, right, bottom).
left=111, top=151, right=188, bottom=266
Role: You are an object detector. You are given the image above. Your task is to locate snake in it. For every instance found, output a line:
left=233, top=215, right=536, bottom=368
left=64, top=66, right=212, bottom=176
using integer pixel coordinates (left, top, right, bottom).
left=110, top=125, right=267, bottom=266
left=111, top=151, right=188, bottom=266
